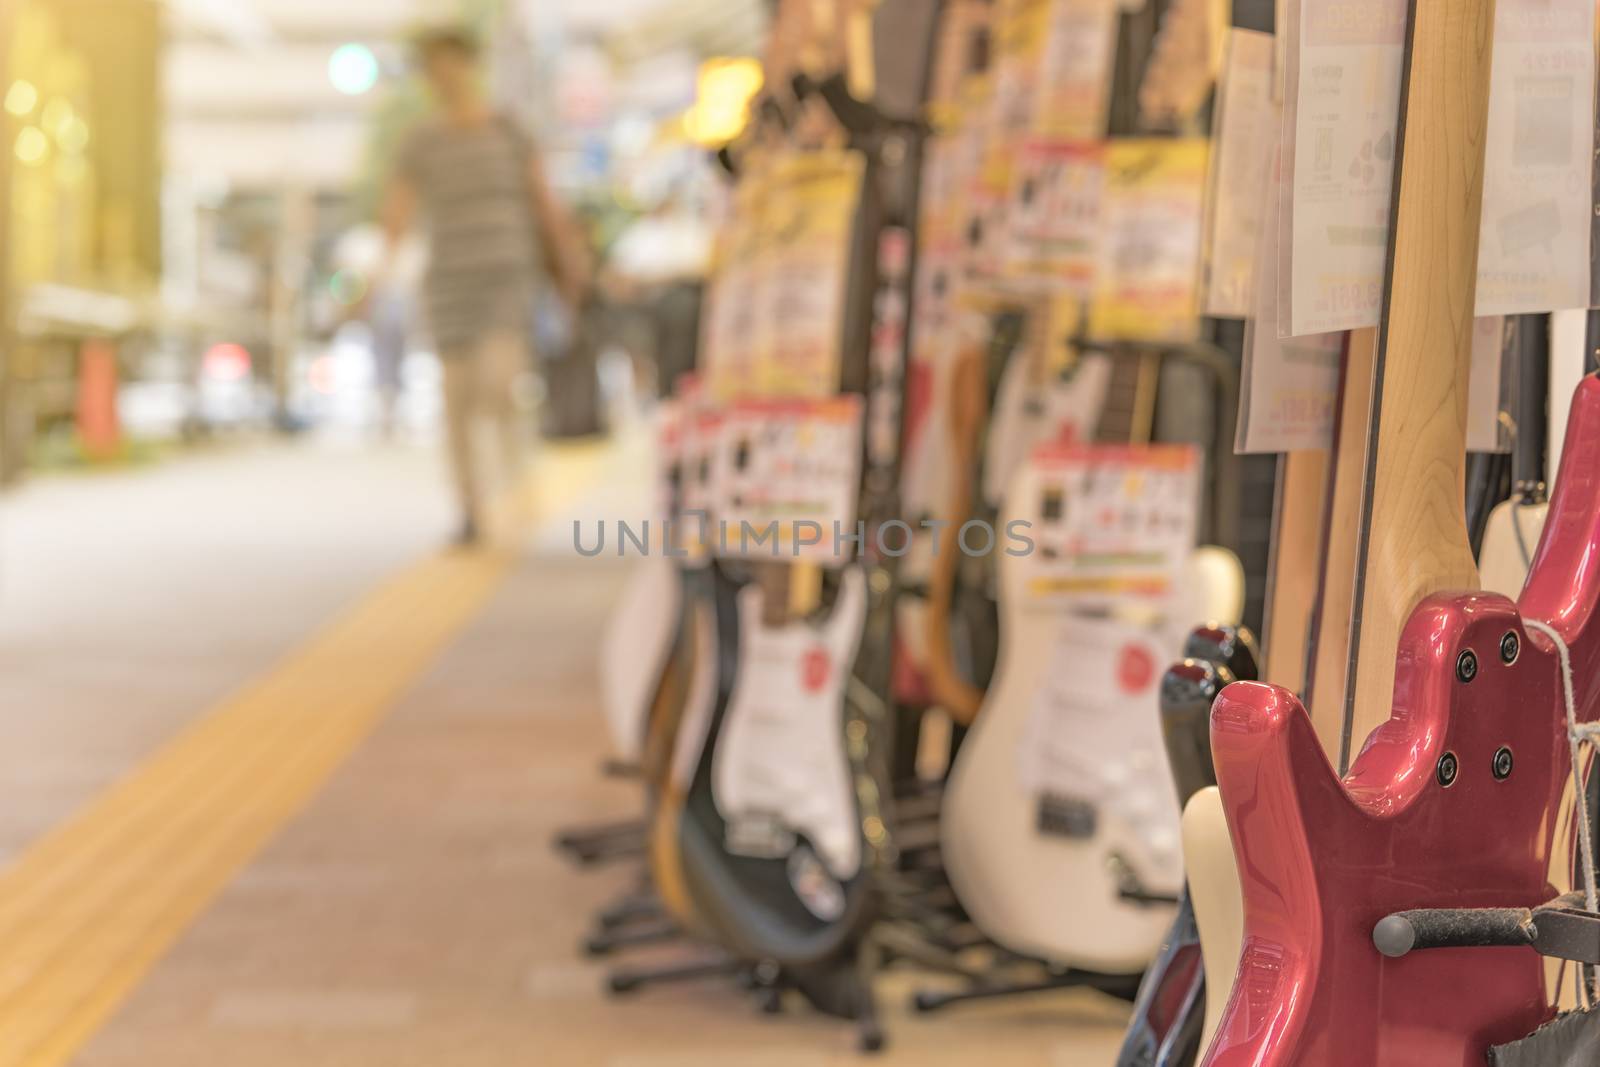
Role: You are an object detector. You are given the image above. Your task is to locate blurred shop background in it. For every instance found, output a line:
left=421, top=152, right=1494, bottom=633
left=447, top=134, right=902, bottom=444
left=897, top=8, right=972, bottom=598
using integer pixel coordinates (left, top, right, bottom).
left=0, top=0, right=762, bottom=481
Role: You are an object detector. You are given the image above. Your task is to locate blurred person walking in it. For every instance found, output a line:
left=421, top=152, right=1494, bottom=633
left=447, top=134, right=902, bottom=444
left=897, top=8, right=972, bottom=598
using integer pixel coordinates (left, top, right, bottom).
left=377, top=26, right=589, bottom=546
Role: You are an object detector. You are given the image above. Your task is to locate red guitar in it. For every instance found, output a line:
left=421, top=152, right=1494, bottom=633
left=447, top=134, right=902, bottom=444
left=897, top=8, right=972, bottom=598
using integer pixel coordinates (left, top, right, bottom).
left=1203, top=0, right=1600, bottom=1063
left=1207, top=375, right=1600, bottom=1063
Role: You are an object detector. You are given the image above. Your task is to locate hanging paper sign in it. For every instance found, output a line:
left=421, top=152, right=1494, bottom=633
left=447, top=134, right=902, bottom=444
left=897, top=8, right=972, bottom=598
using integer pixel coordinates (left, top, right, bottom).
left=1004, top=138, right=1106, bottom=294
left=700, top=173, right=771, bottom=401
left=992, top=0, right=1051, bottom=138
left=1089, top=138, right=1210, bottom=343
left=714, top=395, right=864, bottom=565
left=1278, top=0, right=1406, bottom=337
left=1237, top=144, right=1344, bottom=453
left=1200, top=28, right=1278, bottom=318
left=1238, top=144, right=1512, bottom=453
left=675, top=409, right=726, bottom=558
left=1034, top=0, right=1121, bottom=140
left=758, top=150, right=865, bottom=397
left=1474, top=0, right=1594, bottom=316
left=1020, top=443, right=1202, bottom=610
left=1281, top=0, right=1595, bottom=337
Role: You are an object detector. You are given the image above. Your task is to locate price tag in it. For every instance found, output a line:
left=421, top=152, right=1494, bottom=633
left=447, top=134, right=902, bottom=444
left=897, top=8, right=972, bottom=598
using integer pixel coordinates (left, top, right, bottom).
left=714, top=395, right=864, bottom=565
left=1004, top=138, right=1106, bottom=294
left=1020, top=443, right=1202, bottom=611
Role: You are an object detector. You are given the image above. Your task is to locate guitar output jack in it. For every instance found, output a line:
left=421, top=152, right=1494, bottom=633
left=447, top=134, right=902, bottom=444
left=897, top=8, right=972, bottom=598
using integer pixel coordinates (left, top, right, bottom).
left=1456, top=650, right=1478, bottom=683
left=1436, top=751, right=1459, bottom=788
left=1493, top=746, right=1514, bottom=780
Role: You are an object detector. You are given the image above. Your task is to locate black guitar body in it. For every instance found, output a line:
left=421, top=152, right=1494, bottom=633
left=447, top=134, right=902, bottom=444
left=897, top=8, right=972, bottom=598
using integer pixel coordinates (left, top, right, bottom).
left=674, top=565, right=879, bottom=1020
left=1116, top=625, right=1258, bottom=1067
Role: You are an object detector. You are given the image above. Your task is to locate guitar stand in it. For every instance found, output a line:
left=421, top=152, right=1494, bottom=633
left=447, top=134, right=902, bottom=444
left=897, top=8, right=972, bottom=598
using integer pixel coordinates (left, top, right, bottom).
left=583, top=918, right=682, bottom=958
left=594, top=890, right=663, bottom=931
left=605, top=953, right=747, bottom=996
left=1372, top=891, right=1600, bottom=965
left=911, top=967, right=1144, bottom=1014
left=551, top=816, right=646, bottom=861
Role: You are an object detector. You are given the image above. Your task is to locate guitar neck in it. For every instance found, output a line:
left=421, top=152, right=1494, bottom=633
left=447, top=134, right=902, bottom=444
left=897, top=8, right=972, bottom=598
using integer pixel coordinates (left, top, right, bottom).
left=1261, top=446, right=1329, bottom=695
left=1343, top=0, right=1494, bottom=762
left=1306, top=327, right=1377, bottom=759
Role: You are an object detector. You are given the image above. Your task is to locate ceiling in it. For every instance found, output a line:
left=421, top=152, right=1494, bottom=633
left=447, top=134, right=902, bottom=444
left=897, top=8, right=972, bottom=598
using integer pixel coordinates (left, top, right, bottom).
left=161, top=0, right=759, bottom=189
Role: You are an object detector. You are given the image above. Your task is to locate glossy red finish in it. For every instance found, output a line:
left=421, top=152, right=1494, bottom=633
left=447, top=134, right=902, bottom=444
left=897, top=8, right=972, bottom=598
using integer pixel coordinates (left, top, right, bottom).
left=1201, top=375, right=1600, bottom=1066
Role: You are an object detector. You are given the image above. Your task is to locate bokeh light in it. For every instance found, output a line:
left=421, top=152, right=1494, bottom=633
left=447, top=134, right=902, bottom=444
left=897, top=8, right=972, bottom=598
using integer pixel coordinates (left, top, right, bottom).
left=328, top=43, right=379, bottom=96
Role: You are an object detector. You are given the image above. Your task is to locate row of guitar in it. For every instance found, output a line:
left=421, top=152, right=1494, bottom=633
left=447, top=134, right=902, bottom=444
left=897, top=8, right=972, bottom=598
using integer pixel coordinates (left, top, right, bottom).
left=564, top=380, right=1600, bottom=1064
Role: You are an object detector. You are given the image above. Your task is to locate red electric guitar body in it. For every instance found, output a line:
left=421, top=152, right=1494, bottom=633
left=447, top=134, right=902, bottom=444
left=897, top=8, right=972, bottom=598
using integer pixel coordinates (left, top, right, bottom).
left=1207, top=378, right=1600, bottom=1065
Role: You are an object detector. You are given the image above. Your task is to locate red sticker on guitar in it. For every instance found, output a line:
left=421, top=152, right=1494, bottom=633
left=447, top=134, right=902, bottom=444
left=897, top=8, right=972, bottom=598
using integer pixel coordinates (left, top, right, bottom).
left=801, top=645, right=832, bottom=693
left=1117, top=643, right=1156, bottom=695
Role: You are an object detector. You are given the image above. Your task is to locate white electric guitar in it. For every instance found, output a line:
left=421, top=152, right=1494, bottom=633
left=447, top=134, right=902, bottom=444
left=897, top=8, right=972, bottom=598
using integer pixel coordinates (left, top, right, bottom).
left=599, top=401, right=692, bottom=764
left=601, top=551, right=682, bottom=765
left=941, top=447, right=1243, bottom=970
left=711, top=564, right=868, bottom=902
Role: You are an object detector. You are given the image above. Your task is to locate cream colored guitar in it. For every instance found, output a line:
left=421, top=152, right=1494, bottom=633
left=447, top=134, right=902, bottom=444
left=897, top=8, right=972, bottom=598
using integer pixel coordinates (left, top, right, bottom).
left=941, top=448, right=1243, bottom=971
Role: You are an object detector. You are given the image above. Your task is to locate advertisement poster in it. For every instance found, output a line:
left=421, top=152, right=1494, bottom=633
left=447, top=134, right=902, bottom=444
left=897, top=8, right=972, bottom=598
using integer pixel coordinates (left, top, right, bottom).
left=1201, top=28, right=1278, bottom=318
left=1089, top=138, right=1210, bottom=342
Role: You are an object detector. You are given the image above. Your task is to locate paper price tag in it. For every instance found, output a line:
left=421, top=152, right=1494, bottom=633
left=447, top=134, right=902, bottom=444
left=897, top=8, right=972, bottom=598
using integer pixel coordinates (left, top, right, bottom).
left=1019, top=443, right=1202, bottom=611
left=714, top=395, right=865, bottom=565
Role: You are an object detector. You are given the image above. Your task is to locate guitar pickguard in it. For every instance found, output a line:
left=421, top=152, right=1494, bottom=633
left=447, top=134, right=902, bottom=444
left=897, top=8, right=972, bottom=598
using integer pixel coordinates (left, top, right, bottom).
left=712, top=567, right=868, bottom=880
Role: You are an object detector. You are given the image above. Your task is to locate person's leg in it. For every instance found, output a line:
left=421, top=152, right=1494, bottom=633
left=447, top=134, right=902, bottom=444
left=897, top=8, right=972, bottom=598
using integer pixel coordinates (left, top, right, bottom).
left=477, top=327, right=531, bottom=497
left=439, top=351, right=482, bottom=543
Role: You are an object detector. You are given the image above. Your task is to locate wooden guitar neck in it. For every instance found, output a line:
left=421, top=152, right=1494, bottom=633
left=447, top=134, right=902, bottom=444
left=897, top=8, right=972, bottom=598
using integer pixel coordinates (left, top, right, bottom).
left=1343, top=0, right=1493, bottom=761
left=1306, top=327, right=1376, bottom=761
left=1261, top=446, right=1328, bottom=695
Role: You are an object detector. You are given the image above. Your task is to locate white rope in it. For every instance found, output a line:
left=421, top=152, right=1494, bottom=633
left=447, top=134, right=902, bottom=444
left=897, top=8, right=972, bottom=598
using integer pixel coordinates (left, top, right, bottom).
left=1524, top=619, right=1600, bottom=920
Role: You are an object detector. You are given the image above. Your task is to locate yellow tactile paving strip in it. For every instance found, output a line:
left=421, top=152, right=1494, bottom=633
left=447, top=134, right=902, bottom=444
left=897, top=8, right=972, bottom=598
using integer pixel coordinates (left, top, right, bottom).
left=0, top=442, right=611, bottom=1067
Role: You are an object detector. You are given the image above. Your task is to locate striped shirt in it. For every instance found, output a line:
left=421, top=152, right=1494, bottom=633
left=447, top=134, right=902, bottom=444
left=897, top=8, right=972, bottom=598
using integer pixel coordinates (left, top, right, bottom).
left=397, top=115, right=541, bottom=351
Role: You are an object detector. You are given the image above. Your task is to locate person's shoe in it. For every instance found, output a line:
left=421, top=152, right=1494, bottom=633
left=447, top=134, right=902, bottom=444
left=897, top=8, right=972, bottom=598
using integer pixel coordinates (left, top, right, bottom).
left=451, top=517, right=481, bottom=549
